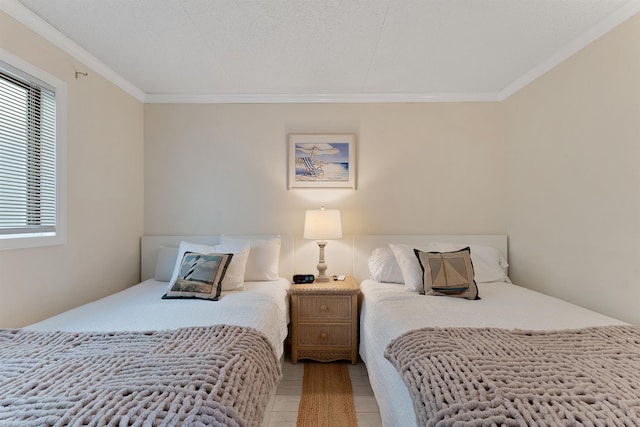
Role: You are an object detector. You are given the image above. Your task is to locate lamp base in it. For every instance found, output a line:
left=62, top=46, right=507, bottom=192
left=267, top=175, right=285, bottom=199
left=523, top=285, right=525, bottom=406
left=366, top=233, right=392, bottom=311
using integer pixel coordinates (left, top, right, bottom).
left=315, top=241, right=330, bottom=282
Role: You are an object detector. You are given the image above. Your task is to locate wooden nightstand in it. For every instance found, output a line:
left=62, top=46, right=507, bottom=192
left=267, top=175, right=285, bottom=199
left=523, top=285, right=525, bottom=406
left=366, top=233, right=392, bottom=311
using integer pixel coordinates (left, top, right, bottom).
left=289, top=276, right=360, bottom=364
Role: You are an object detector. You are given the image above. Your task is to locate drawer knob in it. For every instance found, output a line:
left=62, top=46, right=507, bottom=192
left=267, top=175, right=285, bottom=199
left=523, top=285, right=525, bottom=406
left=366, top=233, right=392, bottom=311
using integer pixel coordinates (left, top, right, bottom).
left=320, top=304, right=328, bottom=311
left=320, top=332, right=328, bottom=339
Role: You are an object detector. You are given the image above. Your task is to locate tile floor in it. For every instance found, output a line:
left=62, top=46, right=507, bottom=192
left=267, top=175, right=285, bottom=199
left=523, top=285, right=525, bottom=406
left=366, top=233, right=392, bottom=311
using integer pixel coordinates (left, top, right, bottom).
left=262, top=358, right=382, bottom=427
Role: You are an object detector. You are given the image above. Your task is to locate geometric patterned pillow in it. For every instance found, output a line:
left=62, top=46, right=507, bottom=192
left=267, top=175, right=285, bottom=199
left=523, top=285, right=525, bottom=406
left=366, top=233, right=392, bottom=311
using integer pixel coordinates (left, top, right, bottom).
left=414, top=247, right=479, bottom=300
left=162, top=252, right=233, bottom=301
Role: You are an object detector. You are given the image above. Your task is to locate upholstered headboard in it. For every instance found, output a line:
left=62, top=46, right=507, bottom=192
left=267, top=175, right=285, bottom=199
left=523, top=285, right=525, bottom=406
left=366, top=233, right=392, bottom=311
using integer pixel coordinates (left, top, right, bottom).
left=141, top=235, right=294, bottom=282
left=352, top=234, right=508, bottom=283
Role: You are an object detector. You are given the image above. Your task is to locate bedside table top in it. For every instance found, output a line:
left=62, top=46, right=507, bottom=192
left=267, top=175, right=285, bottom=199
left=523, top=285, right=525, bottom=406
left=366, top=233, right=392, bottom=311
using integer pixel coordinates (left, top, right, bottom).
left=289, top=276, right=360, bottom=295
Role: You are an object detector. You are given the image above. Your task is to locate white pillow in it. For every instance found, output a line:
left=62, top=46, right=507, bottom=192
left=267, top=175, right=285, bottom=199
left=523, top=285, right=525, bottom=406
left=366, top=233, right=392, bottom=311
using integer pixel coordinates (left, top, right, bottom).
left=221, top=236, right=281, bottom=281
left=154, top=247, right=178, bottom=282
left=389, top=243, right=425, bottom=292
left=213, top=243, right=249, bottom=291
left=368, top=247, right=404, bottom=284
left=426, top=243, right=509, bottom=283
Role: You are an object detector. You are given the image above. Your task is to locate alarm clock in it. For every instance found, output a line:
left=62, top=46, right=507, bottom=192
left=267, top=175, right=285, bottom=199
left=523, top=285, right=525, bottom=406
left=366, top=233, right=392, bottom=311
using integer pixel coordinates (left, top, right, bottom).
left=293, top=274, right=315, bottom=284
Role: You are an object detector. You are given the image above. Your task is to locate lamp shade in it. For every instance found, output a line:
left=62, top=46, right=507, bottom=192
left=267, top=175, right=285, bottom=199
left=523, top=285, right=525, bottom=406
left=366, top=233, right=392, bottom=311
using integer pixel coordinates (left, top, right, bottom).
left=304, top=208, right=342, bottom=240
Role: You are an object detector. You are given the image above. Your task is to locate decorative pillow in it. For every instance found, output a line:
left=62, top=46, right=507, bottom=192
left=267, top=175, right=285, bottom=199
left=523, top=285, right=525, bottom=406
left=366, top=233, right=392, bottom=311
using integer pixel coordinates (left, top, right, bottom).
left=426, top=243, right=509, bottom=283
left=168, top=241, right=219, bottom=286
left=389, top=243, right=425, bottom=292
left=414, top=248, right=479, bottom=300
left=162, top=251, right=232, bottom=301
left=221, top=236, right=281, bottom=281
left=368, top=247, right=404, bottom=284
left=212, top=243, right=250, bottom=291
left=154, top=246, right=178, bottom=282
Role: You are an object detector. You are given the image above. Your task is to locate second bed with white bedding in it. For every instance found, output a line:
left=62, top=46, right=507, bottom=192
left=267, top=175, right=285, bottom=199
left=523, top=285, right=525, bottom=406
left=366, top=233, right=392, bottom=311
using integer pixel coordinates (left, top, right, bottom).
left=360, top=280, right=628, bottom=427
left=355, top=234, right=630, bottom=427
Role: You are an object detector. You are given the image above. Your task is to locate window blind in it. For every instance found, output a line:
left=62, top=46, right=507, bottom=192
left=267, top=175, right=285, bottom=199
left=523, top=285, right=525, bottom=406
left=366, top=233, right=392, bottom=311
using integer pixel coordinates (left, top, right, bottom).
left=0, top=66, right=56, bottom=236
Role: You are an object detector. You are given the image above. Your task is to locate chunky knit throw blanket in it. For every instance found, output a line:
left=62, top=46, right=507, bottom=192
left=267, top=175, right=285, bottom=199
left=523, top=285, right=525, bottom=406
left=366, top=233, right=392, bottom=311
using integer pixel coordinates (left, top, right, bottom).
left=0, top=324, right=281, bottom=427
left=385, top=325, right=640, bottom=426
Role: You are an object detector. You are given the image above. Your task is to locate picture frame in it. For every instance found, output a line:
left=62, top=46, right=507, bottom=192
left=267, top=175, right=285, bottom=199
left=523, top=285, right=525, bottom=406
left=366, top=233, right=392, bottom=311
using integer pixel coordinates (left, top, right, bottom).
left=288, top=134, right=356, bottom=189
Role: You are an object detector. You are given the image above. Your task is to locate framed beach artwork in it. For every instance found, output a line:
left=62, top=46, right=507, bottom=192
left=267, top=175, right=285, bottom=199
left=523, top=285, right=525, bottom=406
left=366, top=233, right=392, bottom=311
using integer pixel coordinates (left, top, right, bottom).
left=288, top=134, right=356, bottom=189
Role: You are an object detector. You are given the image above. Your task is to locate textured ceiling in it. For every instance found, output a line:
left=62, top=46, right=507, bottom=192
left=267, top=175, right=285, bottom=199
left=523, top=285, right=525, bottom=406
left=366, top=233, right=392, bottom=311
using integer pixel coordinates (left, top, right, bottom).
left=11, top=0, right=639, bottom=101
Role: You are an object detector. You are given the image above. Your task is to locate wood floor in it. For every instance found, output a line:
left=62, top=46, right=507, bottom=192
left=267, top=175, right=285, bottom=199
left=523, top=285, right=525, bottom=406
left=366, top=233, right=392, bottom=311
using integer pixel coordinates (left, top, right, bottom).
left=262, top=358, right=382, bottom=427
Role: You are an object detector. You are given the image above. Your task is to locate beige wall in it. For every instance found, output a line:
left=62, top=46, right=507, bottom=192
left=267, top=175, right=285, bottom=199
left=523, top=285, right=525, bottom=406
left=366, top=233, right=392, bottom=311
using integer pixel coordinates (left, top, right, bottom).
left=4, top=5, right=639, bottom=327
left=505, top=14, right=640, bottom=324
left=144, top=102, right=507, bottom=273
left=0, top=12, right=145, bottom=328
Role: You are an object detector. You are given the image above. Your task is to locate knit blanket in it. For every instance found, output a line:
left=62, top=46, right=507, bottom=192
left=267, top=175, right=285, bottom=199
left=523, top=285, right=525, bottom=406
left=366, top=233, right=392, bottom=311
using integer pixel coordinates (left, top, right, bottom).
left=385, top=325, right=640, bottom=426
left=0, top=324, right=281, bottom=426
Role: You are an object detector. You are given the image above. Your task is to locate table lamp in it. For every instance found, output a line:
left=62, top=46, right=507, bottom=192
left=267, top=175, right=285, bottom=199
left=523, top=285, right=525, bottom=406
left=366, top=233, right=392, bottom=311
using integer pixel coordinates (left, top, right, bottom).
left=304, top=207, right=342, bottom=282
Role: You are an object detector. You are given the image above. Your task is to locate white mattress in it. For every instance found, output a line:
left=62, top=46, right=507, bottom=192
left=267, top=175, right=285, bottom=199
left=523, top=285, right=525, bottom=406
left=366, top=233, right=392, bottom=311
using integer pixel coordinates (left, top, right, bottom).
left=359, top=279, right=627, bottom=427
left=27, top=278, right=291, bottom=360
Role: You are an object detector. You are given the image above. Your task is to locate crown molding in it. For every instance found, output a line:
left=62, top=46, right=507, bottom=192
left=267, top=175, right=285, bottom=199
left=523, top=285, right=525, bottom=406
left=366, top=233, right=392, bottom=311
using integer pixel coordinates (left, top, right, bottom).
left=0, top=0, right=145, bottom=102
left=498, top=0, right=640, bottom=100
left=144, top=92, right=501, bottom=104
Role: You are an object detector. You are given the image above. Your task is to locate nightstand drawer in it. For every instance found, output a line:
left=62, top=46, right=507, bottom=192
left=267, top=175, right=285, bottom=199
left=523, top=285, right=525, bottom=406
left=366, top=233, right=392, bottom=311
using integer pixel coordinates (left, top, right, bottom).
left=297, top=324, right=352, bottom=347
left=297, top=295, right=352, bottom=320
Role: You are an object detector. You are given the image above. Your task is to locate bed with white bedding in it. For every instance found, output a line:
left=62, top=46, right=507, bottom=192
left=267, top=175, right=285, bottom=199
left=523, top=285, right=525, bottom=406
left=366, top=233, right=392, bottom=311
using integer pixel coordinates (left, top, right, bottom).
left=355, top=235, right=636, bottom=427
left=27, top=278, right=290, bottom=360
left=0, top=234, right=292, bottom=427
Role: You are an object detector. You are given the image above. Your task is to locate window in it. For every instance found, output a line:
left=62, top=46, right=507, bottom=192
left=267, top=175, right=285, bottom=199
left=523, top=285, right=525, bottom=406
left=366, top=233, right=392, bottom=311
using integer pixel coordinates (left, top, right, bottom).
left=0, top=53, right=66, bottom=250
